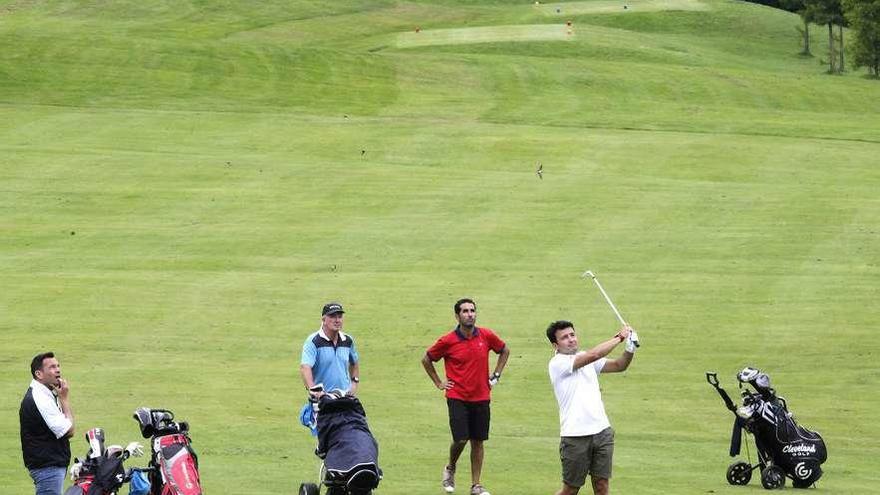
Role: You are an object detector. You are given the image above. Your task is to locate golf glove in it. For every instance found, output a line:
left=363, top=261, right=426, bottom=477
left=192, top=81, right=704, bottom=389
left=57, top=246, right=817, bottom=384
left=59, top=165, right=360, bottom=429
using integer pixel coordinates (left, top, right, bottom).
left=69, top=461, right=82, bottom=481
left=125, top=441, right=145, bottom=458
left=625, top=330, right=639, bottom=353
left=488, top=372, right=501, bottom=388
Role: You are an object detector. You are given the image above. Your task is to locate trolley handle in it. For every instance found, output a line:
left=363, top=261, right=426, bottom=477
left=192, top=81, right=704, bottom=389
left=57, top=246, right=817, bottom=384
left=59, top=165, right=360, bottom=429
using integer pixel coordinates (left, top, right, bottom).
left=706, top=372, right=720, bottom=387
left=706, top=371, right=738, bottom=413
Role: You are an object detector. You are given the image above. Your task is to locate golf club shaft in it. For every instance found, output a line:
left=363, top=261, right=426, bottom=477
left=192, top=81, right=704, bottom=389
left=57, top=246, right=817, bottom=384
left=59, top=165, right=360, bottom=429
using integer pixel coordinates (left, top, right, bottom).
left=592, top=278, right=627, bottom=326
left=582, top=270, right=639, bottom=347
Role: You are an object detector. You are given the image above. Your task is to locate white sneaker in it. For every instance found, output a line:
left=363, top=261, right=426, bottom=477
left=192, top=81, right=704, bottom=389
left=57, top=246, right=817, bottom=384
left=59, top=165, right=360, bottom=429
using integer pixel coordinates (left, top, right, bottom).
left=442, top=465, right=455, bottom=493
left=471, top=483, right=490, bottom=495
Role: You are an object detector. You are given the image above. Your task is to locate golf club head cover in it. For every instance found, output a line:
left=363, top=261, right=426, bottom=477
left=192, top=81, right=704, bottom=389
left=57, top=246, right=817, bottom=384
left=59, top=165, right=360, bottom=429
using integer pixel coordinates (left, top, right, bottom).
left=736, top=404, right=755, bottom=420
left=69, top=460, right=82, bottom=480
left=105, top=445, right=124, bottom=458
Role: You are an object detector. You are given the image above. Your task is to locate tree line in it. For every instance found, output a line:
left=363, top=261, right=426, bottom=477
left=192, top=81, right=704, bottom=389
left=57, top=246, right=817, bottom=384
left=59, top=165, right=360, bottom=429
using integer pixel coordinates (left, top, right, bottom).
left=744, top=0, right=880, bottom=77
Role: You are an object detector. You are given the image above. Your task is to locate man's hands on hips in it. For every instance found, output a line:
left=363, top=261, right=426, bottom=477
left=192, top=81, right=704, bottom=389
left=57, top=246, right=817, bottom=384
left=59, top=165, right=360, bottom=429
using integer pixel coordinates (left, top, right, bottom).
left=436, top=379, right=454, bottom=391
left=488, top=372, right=501, bottom=389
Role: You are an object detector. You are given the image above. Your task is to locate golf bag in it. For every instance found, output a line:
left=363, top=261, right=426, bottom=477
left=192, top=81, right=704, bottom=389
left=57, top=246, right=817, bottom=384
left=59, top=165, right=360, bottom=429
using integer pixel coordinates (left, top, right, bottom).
left=706, top=368, right=827, bottom=489
left=133, top=408, right=203, bottom=495
left=299, top=391, right=381, bottom=495
left=64, top=428, right=139, bottom=495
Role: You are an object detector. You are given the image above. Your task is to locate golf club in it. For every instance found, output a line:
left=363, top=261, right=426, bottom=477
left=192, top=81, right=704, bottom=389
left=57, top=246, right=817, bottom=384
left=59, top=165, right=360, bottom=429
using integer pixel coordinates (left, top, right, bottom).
left=581, top=270, right=639, bottom=347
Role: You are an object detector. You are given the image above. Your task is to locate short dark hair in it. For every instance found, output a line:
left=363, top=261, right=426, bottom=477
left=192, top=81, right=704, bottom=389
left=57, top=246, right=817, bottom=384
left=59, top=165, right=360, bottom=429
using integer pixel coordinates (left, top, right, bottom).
left=31, top=352, right=55, bottom=378
left=546, top=320, right=574, bottom=343
left=454, top=298, right=476, bottom=314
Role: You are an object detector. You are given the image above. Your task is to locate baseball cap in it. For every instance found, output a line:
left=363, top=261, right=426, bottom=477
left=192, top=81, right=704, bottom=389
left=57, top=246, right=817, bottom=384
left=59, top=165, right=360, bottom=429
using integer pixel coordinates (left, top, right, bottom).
left=322, top=302, right=345, bottom=316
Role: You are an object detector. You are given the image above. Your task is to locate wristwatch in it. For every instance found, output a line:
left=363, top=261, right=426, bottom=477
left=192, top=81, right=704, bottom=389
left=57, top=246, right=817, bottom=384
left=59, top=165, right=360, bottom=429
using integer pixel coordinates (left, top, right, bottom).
left=351, top=376, right=360, bottom=383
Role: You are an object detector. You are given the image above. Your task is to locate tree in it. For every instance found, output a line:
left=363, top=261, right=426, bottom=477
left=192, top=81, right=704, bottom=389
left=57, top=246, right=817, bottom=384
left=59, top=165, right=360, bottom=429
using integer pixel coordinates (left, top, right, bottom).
left=781, top=0, right=814, bottom=55
left=805, top=0, right=846, bottom=72
left=844, top=0, right=880, bottom=76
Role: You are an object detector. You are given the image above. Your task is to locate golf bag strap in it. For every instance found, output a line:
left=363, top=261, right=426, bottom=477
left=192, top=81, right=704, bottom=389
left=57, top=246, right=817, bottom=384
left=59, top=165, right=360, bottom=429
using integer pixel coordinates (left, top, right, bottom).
left=729, top=417, right=744, bottom=457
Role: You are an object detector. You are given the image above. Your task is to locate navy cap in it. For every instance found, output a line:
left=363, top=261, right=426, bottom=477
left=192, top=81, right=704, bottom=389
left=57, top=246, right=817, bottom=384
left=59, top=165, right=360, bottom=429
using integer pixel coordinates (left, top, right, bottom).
left=322, top=302, right=345, bottom=316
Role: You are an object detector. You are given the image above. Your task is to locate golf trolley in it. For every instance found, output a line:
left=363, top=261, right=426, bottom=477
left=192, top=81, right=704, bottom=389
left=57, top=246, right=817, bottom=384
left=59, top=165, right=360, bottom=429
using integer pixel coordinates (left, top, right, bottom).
left=298, top=390, right=381, bottom=495
left=706, top=368, right=827, bottom=490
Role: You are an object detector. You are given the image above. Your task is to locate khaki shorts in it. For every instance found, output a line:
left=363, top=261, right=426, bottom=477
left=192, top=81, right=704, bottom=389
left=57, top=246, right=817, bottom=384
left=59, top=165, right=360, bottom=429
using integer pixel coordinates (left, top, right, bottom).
left=560, top=427, right=615, bottom=487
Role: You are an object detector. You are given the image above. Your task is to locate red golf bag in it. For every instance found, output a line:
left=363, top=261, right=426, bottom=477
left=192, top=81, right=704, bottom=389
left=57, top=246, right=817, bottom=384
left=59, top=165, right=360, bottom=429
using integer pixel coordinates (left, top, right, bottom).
left=133, top=408, right=203, bottom=495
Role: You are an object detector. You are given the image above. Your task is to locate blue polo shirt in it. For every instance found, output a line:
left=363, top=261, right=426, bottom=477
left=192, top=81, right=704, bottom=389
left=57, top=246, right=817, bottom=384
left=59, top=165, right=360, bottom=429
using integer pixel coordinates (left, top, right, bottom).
left=301, top=329, right=359, bottom=393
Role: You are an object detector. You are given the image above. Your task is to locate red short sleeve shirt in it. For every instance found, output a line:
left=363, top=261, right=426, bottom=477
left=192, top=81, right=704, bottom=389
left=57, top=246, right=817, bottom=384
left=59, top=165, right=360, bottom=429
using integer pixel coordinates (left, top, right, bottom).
left=426, top=326, right=506, bottom=402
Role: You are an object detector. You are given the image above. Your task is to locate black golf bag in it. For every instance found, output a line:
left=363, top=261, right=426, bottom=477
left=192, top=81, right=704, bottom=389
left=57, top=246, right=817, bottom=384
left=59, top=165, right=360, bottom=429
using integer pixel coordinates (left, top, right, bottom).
left=133, top=408, right=203, bottom=495
left=64, top=428, right=134, bottom=495
left=299, top=392, right=381, bottom=495
left=706, top=368, right=827, bottom=489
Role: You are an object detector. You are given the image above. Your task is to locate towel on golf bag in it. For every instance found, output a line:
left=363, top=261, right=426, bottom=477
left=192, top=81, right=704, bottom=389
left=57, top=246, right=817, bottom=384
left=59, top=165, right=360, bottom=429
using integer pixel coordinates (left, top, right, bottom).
left=315, top=394, right=380, bottom=490
left=129, top=470, right=151, bottom=495
left=744, top=399, right=827, bottom=487
left=299, top=402, right=318, bottom=436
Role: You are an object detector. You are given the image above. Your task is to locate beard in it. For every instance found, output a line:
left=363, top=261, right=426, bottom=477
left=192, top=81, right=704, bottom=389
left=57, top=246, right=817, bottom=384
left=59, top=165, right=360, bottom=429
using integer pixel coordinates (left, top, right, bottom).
left=41, top=376, right=60, bottom=389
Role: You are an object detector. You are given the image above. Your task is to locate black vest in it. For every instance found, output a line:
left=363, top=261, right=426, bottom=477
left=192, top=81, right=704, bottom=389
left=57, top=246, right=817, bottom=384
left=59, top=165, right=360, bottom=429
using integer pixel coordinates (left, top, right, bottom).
left=20, top=387, right=71, bottom=469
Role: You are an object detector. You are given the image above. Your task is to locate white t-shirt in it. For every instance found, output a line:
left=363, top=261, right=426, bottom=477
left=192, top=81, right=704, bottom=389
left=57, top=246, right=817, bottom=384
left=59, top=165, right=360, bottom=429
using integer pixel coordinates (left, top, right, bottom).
left=548, top=353, right=610, bottom=437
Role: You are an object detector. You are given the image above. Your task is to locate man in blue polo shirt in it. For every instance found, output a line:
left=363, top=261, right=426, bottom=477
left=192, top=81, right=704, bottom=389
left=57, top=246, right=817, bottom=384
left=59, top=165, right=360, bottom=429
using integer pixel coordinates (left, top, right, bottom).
left=300, top=302, right=360, bottom=396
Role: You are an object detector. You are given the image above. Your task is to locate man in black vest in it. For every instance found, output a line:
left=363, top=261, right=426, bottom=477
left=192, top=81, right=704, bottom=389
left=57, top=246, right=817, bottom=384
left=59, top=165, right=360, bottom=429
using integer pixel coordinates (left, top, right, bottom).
left=20, top=352, right=75, bottom=495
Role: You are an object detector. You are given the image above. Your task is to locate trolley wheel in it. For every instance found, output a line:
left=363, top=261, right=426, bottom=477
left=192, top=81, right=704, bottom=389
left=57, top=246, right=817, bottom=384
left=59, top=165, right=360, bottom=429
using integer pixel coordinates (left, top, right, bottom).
left=298, top=482, right=319, bottom=495
left=760, top=465, right=786, bottom=490
left=726, top=461, right=752, bottom=485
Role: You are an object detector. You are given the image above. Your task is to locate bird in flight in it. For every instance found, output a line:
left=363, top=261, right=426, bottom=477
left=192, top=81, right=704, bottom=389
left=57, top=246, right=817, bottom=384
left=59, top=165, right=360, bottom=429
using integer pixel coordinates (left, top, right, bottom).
left=536, top=162, right=543, bottom=180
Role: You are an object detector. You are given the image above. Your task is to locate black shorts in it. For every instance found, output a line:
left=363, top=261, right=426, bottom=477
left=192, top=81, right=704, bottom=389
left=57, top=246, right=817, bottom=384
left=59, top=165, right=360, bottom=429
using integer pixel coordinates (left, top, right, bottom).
left=447, top=399, right=490, bottom=441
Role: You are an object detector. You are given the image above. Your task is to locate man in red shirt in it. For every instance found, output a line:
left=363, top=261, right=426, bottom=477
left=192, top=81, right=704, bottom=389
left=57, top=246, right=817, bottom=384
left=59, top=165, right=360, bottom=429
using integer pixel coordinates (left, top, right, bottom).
left=422, top=298, right=510, bottom=495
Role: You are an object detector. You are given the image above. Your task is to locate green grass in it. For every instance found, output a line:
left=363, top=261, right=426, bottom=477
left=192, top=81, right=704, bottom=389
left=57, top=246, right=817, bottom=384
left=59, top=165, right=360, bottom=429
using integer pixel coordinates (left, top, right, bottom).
left=535, top=0, right=711, bottom=15
left=1, top=1, right=878, bottom=494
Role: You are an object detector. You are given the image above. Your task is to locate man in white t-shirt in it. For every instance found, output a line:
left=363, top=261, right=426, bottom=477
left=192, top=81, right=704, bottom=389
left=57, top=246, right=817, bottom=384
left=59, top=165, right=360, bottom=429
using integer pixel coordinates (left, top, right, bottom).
left=546, top=320, right=638, bottom=495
